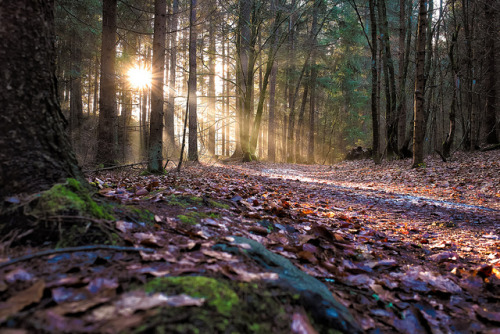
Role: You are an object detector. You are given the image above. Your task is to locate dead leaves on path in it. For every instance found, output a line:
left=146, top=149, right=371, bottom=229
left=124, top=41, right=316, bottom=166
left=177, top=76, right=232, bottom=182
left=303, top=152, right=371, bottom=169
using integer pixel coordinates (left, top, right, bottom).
left=1, top=151, right=499, bottom=332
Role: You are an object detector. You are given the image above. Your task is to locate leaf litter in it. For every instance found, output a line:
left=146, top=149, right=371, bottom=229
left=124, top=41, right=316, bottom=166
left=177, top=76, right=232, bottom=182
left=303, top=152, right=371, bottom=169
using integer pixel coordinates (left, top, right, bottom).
left=0, top=150, right=499, bottom=333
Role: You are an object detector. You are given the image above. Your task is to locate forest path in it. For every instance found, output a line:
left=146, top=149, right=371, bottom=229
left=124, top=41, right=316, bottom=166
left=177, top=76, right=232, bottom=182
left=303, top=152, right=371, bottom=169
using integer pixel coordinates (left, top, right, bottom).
left=211, top=154, right=499, bottom=266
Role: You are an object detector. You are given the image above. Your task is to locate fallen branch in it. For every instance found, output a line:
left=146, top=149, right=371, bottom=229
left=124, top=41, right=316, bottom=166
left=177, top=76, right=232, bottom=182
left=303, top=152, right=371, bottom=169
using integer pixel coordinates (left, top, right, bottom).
left=0, top=245, right=154, bottom=269
left=83, top=162, right=148, bottom=173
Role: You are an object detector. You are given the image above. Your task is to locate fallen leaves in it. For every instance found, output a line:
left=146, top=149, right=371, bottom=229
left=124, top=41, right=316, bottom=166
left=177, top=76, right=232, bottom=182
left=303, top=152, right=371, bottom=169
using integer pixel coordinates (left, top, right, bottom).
left=0, top=280, right=45, bottom=322
left=1, top=151, right=499, bottom=332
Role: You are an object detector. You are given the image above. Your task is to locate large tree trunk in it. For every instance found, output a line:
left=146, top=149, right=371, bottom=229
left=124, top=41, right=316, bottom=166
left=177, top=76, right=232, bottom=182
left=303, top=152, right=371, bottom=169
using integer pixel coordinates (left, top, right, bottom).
left=412, top=0, right=428, bottom=167
left=149, top=0, right=167, bottom=172
left=188, top=0, right=198, bottom=162
left=96, top=0, right=118, bottom=166
left=0, top=0, right=82, bottom=198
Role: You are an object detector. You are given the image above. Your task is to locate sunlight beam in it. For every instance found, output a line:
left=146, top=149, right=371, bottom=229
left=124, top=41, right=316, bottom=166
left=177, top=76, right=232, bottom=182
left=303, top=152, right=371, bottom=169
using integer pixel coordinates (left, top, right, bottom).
left=127, top=66, right=152, bottom=89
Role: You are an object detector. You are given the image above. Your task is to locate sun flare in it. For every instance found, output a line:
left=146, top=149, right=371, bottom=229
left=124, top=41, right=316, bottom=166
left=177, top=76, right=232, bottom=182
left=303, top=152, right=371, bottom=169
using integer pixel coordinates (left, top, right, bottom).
left=127, top=66, right=152, bottom=89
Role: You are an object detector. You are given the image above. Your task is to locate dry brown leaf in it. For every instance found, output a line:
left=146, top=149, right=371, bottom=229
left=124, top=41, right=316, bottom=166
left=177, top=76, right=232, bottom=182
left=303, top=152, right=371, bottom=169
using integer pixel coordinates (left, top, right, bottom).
left=0, top=280, right=45, bottom=322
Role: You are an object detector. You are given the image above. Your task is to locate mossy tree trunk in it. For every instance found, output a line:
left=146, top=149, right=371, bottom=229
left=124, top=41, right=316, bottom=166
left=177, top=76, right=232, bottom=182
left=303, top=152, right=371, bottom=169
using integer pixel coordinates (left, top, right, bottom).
left=0, top=0, right=83, bottom=199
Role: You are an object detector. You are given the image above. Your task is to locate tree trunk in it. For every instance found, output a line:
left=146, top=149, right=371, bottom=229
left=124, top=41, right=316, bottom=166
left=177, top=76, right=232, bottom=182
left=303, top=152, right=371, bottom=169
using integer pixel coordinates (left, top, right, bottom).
left=378, top=0, right=398, bottom=157
left=149, top=0, right=166, bottom=172
left=397, top=0, right=412, bottom=156
left=412, top=0, right=428, bottom=167
left=188, top=0, right=198, bottom=162
left=165, top=0, right=179, bottom=149
left=484, top=0, right=499, bottom=145
left=442, top=25, right=459, bottom=159
left=268, top=58, right=278, bottom=162
left=93, top=54, right=99, bottom=116
left=369, top=0, right=381, bottom=164
left=70, top=34, right=83, bottom=134
left=296, top=76, right=309, bottom=162
left=208, top=6, right=217, bottom=156
left=237, top=0, right=253, bottom=161
left=0, top=0, right=83, bottom=198
left=286, top=0, right=297, bottom=162
left=308, top=58, right=317, bottom=164
left=96, top=0, right=118, bottom=166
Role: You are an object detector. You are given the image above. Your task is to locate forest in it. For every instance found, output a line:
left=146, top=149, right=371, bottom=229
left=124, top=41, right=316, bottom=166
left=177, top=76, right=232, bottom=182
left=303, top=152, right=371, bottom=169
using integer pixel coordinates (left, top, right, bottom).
left=50, top=0, right=499, bottom=167
left=0, top=0, right=499, bottom=333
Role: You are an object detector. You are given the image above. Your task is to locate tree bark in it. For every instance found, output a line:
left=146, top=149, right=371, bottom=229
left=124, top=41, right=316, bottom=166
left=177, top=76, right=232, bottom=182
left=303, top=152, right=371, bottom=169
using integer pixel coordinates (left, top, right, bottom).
left=69, top=34, right=83, bottom=134
left=208, top=4, right=217, bottom=156
left=268, top=58, right=278, bottom=162
left=484, top=0, right=499, bottom=144
left=442, top=24, right=459, bottom=159
left=165, top=0, right=179, bottom=149
left=149, top=0, right=167, bottom=172
left=377, top=0, right=397, bottom=157
left=188, top=0, right=198, bottom=162
left=412, top=0, right=428, bottom=167
left=0, top=0, right=83, bottom=198
left=96, top=0, right=118, bottom=166
left=369, top=0, right=381, bottom=164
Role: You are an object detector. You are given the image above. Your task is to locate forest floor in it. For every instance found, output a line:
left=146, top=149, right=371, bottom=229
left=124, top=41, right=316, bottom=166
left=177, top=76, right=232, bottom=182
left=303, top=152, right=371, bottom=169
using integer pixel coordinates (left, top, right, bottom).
left=1, top=151, right=499, bottom=333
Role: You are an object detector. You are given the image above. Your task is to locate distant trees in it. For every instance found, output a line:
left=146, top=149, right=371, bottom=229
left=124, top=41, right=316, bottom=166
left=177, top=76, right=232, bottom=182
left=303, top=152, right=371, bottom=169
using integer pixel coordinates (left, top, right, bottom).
left=52, top=0, right=498, bottom=168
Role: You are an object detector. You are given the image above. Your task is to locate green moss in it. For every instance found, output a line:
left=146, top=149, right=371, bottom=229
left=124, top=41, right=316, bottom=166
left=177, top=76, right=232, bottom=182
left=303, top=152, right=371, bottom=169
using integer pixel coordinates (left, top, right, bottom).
left=208, top=199, right=230, bottom=209
left=177, top=211, right=220, bottom=226
left=27, top=178, right=114, bottom=220
left=177, top=214, right=197, bottom=225
left=144, top=276, right=239, bottom=316
left=165, top=195, right=191, bottom=208
left=126, top=207, right=155, bottom=223
left=127, top=276, right=309, bottom=333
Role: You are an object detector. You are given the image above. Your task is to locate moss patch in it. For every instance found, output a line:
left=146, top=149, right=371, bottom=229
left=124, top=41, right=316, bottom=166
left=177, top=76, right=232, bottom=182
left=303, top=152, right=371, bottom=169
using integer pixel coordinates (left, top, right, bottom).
left=2, top=178, right=121, bottom=247
left=27, top=178, right=114, bottom=220
left=177, top=211, right=220, bottom=226
left=132, top=276, right=294, bottom=333
left=164, top=195, right=200, bottom=208
left=145, top=276, right=239, bottom=316
left=207, top=199, right=230, bottom=209
left=123, top=206, right=155, bottom=224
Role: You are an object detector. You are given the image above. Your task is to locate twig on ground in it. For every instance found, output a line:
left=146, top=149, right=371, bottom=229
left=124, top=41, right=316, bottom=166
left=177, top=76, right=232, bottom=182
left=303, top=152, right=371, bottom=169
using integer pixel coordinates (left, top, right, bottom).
left=0, top=245, right=155, bottom=269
